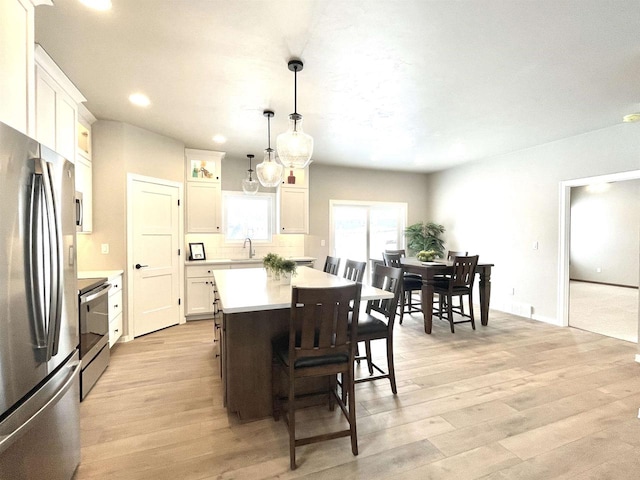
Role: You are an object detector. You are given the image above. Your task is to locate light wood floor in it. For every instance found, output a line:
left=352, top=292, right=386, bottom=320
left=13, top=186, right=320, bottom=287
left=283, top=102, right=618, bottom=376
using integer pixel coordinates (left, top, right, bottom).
left=74, top=311, right=640, bottom=479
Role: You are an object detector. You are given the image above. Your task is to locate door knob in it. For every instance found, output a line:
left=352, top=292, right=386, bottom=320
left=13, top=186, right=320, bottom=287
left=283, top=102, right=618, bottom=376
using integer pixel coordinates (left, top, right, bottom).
left=135, top=263, right=148, bottom=269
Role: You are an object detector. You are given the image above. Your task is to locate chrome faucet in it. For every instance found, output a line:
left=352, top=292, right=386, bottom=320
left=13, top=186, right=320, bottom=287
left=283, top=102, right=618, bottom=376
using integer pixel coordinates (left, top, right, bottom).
left=243, top=237, right=254, bottom=259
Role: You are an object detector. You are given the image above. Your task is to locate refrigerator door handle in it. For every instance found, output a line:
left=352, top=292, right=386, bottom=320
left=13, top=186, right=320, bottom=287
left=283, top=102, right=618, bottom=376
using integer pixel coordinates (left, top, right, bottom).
left=27, top=167, right=49, bottom=362
left=40, top=158, right=63, bottom=359
left=0, top=360, right=80, bottom=455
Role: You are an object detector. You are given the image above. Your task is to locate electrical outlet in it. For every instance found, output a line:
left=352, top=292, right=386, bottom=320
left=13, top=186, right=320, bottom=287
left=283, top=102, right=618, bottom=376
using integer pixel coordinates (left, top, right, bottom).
left=101, top=243, right=109, bottom=254
left=596, top=267, right=601, bottom=273
left=532, top=241, right=539, bottom=250
left=321, top=239, right=326, bottom=247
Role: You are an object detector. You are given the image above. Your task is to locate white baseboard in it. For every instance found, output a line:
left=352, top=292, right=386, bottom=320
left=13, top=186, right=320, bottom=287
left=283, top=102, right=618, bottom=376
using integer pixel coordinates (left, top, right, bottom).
left=490, top=300, right=533, bottom=319
left=531, top=314, right=562, bottom=326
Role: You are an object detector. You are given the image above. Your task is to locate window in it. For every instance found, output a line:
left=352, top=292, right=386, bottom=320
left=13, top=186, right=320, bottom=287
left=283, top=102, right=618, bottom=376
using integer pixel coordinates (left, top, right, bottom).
left=330, top=200, right=407, bottom=275
left=222, top=191, right=275, bottom=242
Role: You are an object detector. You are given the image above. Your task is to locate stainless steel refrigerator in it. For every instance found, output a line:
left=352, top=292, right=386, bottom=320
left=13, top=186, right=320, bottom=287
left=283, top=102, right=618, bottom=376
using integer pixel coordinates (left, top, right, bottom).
left=0, top=121, right=81, bottom=479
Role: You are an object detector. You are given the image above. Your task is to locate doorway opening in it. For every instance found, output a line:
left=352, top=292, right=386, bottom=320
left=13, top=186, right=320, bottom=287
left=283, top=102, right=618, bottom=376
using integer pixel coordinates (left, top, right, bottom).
left=558, top=171, right=640, bottom=343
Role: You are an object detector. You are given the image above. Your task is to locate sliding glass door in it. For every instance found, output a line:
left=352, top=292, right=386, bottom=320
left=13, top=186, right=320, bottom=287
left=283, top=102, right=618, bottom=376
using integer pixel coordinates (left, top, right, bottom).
left=330, top=201, right=407, bottom=278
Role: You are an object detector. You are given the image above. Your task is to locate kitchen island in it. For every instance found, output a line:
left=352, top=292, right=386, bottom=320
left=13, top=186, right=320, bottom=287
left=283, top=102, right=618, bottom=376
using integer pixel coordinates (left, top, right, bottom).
left=214, top=266, right=393, bottom=421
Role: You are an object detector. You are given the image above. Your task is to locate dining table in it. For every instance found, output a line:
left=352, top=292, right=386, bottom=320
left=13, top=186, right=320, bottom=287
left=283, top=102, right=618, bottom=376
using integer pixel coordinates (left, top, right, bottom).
left=213, top=266, right=394, bottom=421
left=371, top=257, right=494, bottom=334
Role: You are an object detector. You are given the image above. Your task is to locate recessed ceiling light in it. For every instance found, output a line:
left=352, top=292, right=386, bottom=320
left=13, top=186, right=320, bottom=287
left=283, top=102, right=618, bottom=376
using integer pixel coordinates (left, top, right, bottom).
left=79, top=0, right=112, bottom=11
left=128, top=93, right=150, bottom=107
left=212, top=134, right=226, bottom=144
left=623, top=113, right=640, bottom=123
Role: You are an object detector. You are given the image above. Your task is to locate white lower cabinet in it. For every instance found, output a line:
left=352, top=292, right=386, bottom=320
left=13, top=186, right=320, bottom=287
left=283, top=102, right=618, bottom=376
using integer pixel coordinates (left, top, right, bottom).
left=186, top=264, right=228, bottom=317
left=108, top=274, right=123, bottom=347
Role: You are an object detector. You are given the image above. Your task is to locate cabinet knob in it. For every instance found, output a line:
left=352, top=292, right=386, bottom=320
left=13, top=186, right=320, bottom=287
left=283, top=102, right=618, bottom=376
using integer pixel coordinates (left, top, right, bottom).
left=114, top=304, right=118, bottom=308
left=114, top=329, right=119, bottom=333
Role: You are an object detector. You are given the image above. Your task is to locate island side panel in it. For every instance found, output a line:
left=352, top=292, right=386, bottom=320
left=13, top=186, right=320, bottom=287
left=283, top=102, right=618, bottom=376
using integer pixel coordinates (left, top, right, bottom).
left=223, top=308, right=290, bottom=420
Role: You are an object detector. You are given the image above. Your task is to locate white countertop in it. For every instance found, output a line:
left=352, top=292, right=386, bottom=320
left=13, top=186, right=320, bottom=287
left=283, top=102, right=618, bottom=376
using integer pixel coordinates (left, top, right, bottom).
left=78, top=270, right=124, bottom=280
left=214, top=266, right=392, bottom=314
left=185, top=256, right=316, bottom=266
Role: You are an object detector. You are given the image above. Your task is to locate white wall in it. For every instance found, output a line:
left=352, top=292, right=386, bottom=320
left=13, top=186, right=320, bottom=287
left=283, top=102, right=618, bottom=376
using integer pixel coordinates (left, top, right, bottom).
left=570, top=180, right=640, bottom=287
left=77, top=120, right=184, bottom=272
left=427, top=123, right=640, bottom=324
left=307, top=164, right=430, bottom=266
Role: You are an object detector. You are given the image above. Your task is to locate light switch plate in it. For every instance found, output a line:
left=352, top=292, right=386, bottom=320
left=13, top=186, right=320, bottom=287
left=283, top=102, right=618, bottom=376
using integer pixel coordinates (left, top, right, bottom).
left=101, top=243, right=109, bottom=254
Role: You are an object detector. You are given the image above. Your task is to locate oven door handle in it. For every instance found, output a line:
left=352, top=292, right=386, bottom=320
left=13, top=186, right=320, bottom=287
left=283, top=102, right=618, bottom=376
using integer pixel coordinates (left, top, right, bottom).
left=80, top=283, right=111, bottom=304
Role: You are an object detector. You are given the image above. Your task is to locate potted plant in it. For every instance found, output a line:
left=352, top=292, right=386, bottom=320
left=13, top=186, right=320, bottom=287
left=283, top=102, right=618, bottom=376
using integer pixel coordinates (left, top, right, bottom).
left=263, top=252, right=281, bottom=277
left=279, top=259, right=297, bottom=285
left=404, top=222, right=445, bottom=258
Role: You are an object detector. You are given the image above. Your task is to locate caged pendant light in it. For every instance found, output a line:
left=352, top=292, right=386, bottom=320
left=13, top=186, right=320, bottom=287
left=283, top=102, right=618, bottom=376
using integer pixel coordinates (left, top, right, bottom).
left=241, top=154, right=259, bottom=195
left=276, top=59, right=313, bottom=170
left=256, top=110, right=283, bottom=187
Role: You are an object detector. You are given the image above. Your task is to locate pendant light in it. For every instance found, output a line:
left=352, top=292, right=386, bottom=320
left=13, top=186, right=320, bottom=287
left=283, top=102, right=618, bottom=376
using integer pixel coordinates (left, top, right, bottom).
left=241, top=154, right=259, bottom=195
left=256, top=110, right=283, bottom=187
left=276, top=59, right=313, bottom=170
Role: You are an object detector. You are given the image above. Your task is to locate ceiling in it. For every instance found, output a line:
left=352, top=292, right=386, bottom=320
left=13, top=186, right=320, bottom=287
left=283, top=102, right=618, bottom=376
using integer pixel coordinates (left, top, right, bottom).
left=35, top=0, right=640, bottom=173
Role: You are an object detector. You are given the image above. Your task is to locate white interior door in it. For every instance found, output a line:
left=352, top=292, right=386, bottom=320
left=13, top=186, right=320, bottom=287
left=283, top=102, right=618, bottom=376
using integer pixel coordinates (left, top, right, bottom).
left=129, top=176, right=181, bottom=337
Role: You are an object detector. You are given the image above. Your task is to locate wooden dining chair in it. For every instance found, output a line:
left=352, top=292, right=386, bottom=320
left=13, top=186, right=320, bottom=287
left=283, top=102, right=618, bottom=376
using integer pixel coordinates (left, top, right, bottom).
left=323, top=255, right=341, bottom=275
left=442, top=250, right=468, bottom=315
left=342, top=259, right=367, bottom=283
left=382, top=251, right=422, bottom=324
left=271, top=283, right=361, bottom=470
left=433, top=255, right=479, bottom=333
left=353, top=264, right=403, bottom=394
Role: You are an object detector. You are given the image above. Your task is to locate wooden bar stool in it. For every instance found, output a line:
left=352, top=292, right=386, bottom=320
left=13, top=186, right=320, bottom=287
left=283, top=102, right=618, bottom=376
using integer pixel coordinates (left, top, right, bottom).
left=271, top=283, right=361, bottom=469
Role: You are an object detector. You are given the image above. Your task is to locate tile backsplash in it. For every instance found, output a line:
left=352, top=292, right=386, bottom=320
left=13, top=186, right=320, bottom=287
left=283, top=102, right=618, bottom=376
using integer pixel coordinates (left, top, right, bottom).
left=185, top=234, right=305, bottom=261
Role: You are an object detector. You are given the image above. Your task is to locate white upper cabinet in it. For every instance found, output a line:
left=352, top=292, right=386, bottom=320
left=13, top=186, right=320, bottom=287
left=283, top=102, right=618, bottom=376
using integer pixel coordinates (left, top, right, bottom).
left=278, top=166, right=309, bottom=234
left=75, top=103, right=96, bottom=233
left=0, top=0, right=35, bottom=134
left=185, top=148, right=223, bottom=183
left=185, top=149, right=225, bottom=233
left=278, top=187, right=309, bottom=234
left=34, top=44, right=86, bottom=162
left=186, top=182, right=222, bottom=233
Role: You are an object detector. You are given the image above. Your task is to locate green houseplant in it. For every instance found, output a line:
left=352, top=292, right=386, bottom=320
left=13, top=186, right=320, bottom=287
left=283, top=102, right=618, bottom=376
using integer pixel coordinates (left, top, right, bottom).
left=263, top=252, right=281, bottom=277
left=279, top=259, right=297, bottom=284
left=404, top=222, right=445, bottom=258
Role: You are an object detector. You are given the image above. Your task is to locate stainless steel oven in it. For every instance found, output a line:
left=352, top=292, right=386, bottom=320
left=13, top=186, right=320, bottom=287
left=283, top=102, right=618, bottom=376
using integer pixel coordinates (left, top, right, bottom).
left=78, top=278, right=110, bottom=400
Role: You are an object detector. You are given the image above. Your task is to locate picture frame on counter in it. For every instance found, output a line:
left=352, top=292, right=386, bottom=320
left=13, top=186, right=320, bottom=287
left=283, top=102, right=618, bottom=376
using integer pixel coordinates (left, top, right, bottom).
left=189, top=242, right=206, bottom=261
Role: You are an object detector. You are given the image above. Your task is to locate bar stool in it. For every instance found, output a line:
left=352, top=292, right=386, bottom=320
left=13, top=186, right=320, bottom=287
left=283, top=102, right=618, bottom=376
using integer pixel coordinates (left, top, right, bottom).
left=271, top=283, right=361, bottom=469
left=383, top=251, right=422, bottom=324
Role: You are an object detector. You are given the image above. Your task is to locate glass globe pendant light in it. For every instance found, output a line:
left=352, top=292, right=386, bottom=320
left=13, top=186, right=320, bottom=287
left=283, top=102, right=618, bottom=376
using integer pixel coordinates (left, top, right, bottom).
left=241, top=154, right=259, bottom=195
left=256, top=110, right=283, bottom=187
left=276, top=59, right=313, bottom=169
